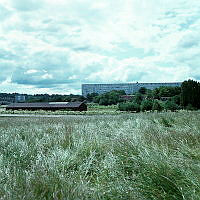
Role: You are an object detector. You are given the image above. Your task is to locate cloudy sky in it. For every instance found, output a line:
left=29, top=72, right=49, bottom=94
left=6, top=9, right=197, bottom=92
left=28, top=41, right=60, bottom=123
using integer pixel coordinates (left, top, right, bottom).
left=0, top=0, right=200, bottom=94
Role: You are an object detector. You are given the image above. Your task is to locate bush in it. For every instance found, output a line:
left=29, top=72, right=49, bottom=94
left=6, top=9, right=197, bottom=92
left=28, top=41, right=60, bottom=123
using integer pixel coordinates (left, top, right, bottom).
left=186, top=104, right=197, bottom=111
left=152, top=100, right=163, bottom=112
left=93, top=90, right=125, bottom=106
left=171, top=95, right=181, bottom=105
left=118, top=102, right=140, bottom=112
left=138, top=87, right=147, bottom=94
left=164, top=100, right=179, bottom=111
left=140, top=99, right=153, bottom=112
left=133, top=92, right=143, bottom=105
left=99, top=98, right=109, bottom=106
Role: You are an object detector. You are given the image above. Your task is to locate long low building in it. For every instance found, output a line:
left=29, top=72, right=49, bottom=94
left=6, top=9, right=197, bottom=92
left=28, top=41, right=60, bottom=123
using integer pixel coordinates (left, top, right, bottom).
left=82, top=82, right=182, bottom=97
left=6, top=102, right=87, bottom=111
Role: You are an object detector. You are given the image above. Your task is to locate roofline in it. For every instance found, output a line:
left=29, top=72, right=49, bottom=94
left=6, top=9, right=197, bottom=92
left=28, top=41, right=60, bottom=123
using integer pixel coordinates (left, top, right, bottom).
left=82, top=82, right=182, bottom=85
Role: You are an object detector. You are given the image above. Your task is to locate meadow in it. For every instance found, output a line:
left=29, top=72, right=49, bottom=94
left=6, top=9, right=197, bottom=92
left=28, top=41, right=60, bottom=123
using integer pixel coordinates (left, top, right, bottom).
left=0, top=111, right=200, bottom=199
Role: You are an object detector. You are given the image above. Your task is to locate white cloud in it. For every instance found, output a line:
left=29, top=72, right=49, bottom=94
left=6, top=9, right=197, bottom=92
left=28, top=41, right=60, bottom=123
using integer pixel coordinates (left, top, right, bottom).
left=24, top=69, right=38, bottom=74
left=0, top=0, right=199, bottom=94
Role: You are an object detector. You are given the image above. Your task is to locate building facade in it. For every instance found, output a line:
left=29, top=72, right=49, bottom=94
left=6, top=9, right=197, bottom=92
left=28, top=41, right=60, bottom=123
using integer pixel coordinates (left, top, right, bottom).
left=82, top=82, right=182, bottom=97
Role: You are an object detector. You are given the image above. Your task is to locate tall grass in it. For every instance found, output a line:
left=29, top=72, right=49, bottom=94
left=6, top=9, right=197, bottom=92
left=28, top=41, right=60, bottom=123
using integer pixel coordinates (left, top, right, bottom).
left=0, top=111, right=200, bottom=199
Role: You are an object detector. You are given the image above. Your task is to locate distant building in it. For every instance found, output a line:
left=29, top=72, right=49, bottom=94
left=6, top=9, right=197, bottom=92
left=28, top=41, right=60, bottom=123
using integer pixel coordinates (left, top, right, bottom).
left=6, top=102, right=87, bottom=111
left=82, top=82, right=182, bottom=97
left=15, top=95, right=26, bottom=103
left=0, top=101, right=11, bottom=105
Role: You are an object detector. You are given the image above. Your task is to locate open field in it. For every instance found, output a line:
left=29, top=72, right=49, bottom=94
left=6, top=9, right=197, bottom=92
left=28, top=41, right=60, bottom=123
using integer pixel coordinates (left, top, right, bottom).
left=0, top=111, right=200, bottom=199
left=0, top=105, right=121, bottom=116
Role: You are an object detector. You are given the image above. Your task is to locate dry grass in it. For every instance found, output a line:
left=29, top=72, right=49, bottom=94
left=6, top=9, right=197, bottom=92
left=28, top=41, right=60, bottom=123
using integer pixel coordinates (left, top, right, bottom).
left=0, top=111, right=200, bottom=199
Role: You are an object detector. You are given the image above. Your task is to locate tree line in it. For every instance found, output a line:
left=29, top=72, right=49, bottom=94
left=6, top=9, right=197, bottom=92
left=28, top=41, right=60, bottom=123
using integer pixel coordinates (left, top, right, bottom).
left=87, top=79, right=200, bottom=111
left=0, top=93, right=85, bottom=103
left=1, top=79, right=199, bottom=111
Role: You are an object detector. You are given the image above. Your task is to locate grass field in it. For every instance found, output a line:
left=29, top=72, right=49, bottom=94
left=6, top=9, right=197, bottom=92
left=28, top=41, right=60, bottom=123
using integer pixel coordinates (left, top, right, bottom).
left=0, top=111, right=200, bottom=199
left=0, top=104, right=121, bottom=115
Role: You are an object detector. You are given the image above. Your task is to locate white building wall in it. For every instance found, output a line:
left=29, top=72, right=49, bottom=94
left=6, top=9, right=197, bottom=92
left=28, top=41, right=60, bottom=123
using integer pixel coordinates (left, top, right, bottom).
left=82, top=82, right=182, bottom=97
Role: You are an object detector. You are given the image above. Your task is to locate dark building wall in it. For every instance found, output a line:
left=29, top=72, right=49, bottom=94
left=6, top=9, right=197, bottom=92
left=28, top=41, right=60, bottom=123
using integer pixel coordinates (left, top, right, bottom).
left=6, top=102, right=87, bottom=111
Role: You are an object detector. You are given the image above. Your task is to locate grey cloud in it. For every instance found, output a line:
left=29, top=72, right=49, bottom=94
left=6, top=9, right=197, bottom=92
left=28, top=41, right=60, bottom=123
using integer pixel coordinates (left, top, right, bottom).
left=0, top=62, right=16, bottom=82
left=179, top=15, right=200, bottom=30
left=193, top=75, right=200, bottom=80
left=11, top=67, right=76, bottom=87
left=0, top=49, right=18, bottom=60
left=10, top=0, right=44, bottom=11
left=1, top=0, right=200, bottom=93
left=72, top=46, right=91, bottom=52
left=179, top=35, right=199, bottom=49
left=165, top=11, right=177, bottom=18
left=127, top=71, right=147, bottom=82
left=0, top=4, right=11, bottom=20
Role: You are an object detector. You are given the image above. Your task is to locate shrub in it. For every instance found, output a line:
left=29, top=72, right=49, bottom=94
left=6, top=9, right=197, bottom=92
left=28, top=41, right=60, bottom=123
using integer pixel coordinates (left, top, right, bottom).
left=134, top=93, right=143, bottom=105
left=164, top=100, right=179, bottom=111
left=140, top=99, right=153, bottom=112
left=118, top=102, right=140, bottom=112
left=152, top=100, right=163, bottom=112
left=186, top=104, right=197, bottom=111
left=138, top=87, right=147, bottom=94
left=171, top=95, right=181, bottom=105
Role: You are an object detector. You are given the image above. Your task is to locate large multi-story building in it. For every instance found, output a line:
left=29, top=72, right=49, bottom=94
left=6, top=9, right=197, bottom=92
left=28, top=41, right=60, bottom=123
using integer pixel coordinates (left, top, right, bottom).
left=82, top=82, right=182, bottom=97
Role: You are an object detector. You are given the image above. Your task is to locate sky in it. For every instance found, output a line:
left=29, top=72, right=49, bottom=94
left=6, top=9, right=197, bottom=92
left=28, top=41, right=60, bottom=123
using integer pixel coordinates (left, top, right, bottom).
left=0, top=0, right=200, bottom=94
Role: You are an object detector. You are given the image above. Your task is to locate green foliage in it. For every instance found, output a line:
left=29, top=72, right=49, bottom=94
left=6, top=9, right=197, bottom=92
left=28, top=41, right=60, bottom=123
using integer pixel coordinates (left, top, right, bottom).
left=140, top=99, right=153, bottom=111
left=171, top=95, right=181, bottom=105
left=0, top=93, right=86, bottom=103
left=159, top=86, right=181, bottom=97
left=133, top=92, right=143, bottom=105
left=146, top=89, right=153, bottom=98
left=152, top=100, right=163, bottom=111
left=181, top=79, right=200, bottom=109
left=138, top=87, right=147, bottom=94
left=152, top=88, right=160, bottom=99
left=118, top=102, right=140, bottom=112
left=164, top=100, right=179, bottom=111
left=86, top=93, right=98, bottom=102
left=159, top=117, right=173, bottom=127
left=186, top=104, right=198, bottom=111
left=99, top=97, right=109, bottom=106
left=26, top=94, right=85, bottom=103
left=151, top=86, right=181, bottom=100
left=93, top=90, right=125, bottom=106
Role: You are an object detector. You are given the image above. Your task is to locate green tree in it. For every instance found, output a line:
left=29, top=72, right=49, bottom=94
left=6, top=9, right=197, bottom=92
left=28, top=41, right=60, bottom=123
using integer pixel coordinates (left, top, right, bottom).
left=164, top=100, right=179, bottom=111
left=95, top=90, right=125, bottom=106
left=181, top=79, right=200, bottom=109
left=134, top=92, right=143, bottom=105
left=152, top=100, right=163, bottom=111
left=118, top=102, right=140, bottom=112
left=140, top=100, right=153, bottom=111
left=139, top=87, right=147, bottom=94
left=86, top=93, right=98, bottom=102
left=152, top=88, right=160, bottom=99
left=171, top=95, right=181, bottom=105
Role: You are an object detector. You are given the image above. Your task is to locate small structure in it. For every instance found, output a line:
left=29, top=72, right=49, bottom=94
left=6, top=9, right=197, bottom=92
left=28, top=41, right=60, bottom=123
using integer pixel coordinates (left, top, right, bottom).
left=6, top=102, right=87, bottom=111
left=0, top=101, right=11, bottom=105
left=15, top=95, right=26, bottom=103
